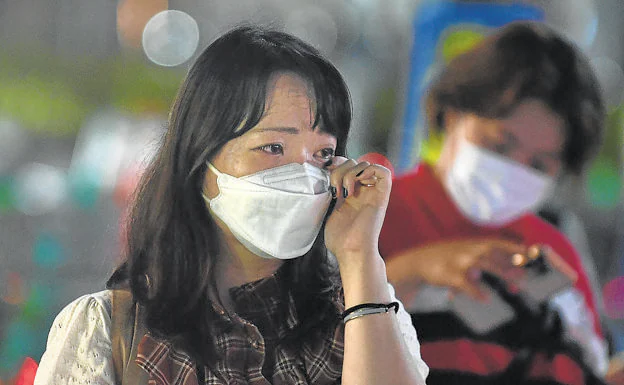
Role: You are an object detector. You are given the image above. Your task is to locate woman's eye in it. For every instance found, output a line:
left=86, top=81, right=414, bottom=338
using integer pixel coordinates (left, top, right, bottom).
left=530, top=159, right=548, bottom=173
left=259, top=144, right=284, bottom=155
left=492, top=142, right=511, bottom=155
left=317, top=148, right=335, bottom=160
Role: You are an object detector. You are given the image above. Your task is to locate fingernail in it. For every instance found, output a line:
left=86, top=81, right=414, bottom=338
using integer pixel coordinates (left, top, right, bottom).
left=511, top=253, right=526, bottom=267
left=330, top=186, right=337, bottom=199
left=528, top=245, right=541, bottom=260
left=356, top=169, right=364, bottom=177
left=342, top=187, right=348, bottom=198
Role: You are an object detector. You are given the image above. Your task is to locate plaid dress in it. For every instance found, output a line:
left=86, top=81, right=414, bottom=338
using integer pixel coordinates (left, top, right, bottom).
left=135, top=272, right=345, bottom=385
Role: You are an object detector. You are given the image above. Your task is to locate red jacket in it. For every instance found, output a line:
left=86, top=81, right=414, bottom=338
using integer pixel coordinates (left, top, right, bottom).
left=380, top=162, right=604, bottom=384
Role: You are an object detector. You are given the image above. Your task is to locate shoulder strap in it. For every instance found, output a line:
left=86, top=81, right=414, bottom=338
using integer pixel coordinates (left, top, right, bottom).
left=111, top=289, right=149, bottom=385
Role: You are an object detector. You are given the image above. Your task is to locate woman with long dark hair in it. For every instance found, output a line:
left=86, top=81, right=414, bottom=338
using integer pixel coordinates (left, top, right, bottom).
left=34, top=26, right=428, bottom=384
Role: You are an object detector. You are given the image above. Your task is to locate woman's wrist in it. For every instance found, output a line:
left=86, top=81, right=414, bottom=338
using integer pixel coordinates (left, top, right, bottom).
left=339, top=255, right=393, bottom=306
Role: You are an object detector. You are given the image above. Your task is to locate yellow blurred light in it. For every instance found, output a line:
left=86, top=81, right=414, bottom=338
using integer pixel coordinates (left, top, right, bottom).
left=0, top=76, right=86, bottom=135
left=440, top=29, right=485, bottom=63
left=420, top=129, right=445, bottom=165
left=117, top=0, right=168, bottom=49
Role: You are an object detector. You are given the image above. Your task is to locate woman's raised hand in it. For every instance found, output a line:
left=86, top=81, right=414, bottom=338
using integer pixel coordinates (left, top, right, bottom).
left=323, top=157, right=392, bottom=270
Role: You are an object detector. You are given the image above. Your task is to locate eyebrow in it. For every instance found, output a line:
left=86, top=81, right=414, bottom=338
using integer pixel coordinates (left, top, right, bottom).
left=255, top=127, right=300, bottom=134
left=501, top=130, right=519, bottom=147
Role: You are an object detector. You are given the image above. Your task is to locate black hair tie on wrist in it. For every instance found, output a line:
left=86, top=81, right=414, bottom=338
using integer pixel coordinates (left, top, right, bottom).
left=342, top=302, right=400, bottom=324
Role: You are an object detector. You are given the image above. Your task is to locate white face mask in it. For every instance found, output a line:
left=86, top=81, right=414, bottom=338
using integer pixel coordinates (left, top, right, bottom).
left=444, top=139, right=554, bottom=226
left=202, top=162, right=332, bottom=259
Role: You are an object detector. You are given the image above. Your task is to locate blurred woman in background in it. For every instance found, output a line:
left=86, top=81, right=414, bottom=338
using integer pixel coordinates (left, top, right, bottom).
left=380, top=21, right=608, bottom=384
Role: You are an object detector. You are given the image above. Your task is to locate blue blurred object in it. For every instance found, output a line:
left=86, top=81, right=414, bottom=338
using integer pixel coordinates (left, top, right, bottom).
left=32, top=232, right=66, bottom=269
left=0, top=319, right=38, bottom=376
left=395, top=0, right=544, bottom=172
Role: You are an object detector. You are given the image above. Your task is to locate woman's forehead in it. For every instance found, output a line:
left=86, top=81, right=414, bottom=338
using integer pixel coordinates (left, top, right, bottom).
left=258, top=74, right=317, bottom=126
left=265, top=73, right=315, bottom=109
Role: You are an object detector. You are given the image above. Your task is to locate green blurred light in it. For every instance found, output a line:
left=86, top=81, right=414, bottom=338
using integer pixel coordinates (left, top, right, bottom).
left=0, top=76, right=86, bottom=135
left=586, top=158, right=622, bottom=209
left=0, top=176, right=15, bottom=213
left=20, top=284, right=51, bottom=326
left=110, top=60, right=182, bottom=114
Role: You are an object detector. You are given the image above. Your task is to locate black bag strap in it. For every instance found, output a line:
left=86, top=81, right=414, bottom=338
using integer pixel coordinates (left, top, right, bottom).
left=111, top=289, right=149, bottom=385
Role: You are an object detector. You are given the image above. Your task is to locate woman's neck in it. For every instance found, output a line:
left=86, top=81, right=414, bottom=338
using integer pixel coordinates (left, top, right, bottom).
left=213, top=231, right=284, bottom=312
left=219, top=245, right=284, bottom=287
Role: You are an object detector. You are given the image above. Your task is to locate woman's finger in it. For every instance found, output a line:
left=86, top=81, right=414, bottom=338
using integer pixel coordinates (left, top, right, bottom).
left=341, top=161, right=370, bottom=197
left=353, top=164, right=391, bottom=192
left=488, top=239, right=527, bottom=257
left=354, top=166, right=380, bottom=187
left=325, top=156, right=350, bottom=171
left=327, top=157, right=357, bottom=203
left=328, top=160, right=392, bottom=198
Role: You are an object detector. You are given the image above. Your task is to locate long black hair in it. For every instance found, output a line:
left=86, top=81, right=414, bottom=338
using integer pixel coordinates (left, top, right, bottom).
left=427, top=21, right=604, bottom=174
left=107, top=25, right=352, bottom=367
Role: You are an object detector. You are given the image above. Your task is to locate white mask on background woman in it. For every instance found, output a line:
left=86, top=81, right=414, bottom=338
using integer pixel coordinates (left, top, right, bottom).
left=444, top=139, right=554, bottom=226
left=203, top=162, right=332, bottom=259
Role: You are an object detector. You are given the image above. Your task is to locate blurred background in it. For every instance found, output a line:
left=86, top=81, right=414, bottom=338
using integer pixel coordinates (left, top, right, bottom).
left=0, top=0, right=623, bottom=381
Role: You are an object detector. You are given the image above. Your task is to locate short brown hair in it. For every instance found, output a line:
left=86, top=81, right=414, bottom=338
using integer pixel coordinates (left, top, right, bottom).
left=426, top=21, right=604, bottom=174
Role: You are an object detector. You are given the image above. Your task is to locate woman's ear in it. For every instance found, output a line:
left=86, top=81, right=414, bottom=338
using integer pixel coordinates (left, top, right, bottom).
left=431, top=107, right=464, bottom=177
left=441, top=108, right=462, bottom=135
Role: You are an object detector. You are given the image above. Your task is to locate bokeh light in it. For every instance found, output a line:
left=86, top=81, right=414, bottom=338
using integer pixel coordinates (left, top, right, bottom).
left=0, top=119, right=27, bottom=174
left=285, top=6, right=338, bottom=56
left=0, top=281, right=53, bottom=376
left=527, top=0, right=598, bottom=49
left=319, top=0, right=360, bottom=51
left=11, top=357, right=37, bottom=385
left=13, top=163, right=67, bottom=216
left=0, top=272, right=27, bottom=306
left=117, top=0, right=168, bottom=48
left=0, top=176, right=15, bottom=213
left=0, top=76, right=86, bottom=135
left=591, top=57, right=624, bottom=107
left=0, top=321, right=37, bottom=376
left=440, top=29, right=485, bottom=63
left=32, top=232, right=66, bottom=270
left=113, top=165, right=142, bottom=208
left=603, top=276, right=624, bottom=319
left=142, top=10, right=199, bottom=67
left=68, top=112, right=130, bottom=208
left=357, top=0, right=414, bottom=62
left=20, top=283, right=52, bottom=325
left=419, top=129, right=445, bottom=165
left=586, top=158, right=622, bottom=209
left=205, top=0, right=284, bottom=30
